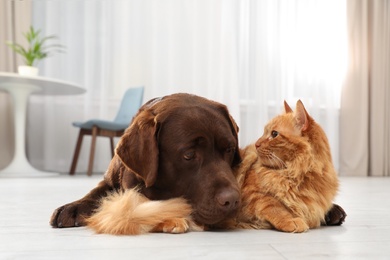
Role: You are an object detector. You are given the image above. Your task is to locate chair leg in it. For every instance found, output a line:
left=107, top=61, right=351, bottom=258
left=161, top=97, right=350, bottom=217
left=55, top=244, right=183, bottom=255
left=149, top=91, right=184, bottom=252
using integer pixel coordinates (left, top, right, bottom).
left=109, top=137, right=115, bottom=158
left=69, top=130, right=85, bottom=175
left=87, top=126, right=98, bottom=176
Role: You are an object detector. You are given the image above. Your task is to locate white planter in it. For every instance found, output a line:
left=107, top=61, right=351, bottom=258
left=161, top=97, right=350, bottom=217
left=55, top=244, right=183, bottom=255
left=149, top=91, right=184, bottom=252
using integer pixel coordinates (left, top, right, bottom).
left=18, top=66, right=39, bottom=76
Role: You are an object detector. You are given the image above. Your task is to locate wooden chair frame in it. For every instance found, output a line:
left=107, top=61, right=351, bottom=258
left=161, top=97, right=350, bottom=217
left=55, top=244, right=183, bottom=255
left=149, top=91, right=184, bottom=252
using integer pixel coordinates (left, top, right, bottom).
left=69, top=126, right=124, bottom=176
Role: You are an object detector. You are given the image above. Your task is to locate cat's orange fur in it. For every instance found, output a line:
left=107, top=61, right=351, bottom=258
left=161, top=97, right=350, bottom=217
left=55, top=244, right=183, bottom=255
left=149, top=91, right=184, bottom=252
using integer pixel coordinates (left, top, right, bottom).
left=86, top=189, right=203, bottom=235
left=231, top=100, right=339, bottom=232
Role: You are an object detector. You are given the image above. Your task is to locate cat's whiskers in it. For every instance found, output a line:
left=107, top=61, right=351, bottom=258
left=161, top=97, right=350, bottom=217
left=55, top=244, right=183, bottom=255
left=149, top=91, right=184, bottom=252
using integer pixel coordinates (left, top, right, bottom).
left=259, top=148, right=287, bottom=169
left=268, top=152, right=287, bottom=169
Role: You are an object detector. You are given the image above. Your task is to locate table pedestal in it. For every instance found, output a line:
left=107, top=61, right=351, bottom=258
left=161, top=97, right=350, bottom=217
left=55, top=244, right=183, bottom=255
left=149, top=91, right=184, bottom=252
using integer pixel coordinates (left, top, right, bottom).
left=0, top=83, right=58, bottom=177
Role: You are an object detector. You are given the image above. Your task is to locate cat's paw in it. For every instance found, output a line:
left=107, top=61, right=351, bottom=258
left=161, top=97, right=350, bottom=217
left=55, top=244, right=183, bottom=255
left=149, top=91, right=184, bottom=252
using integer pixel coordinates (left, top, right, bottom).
left=278, top=217, right=309, bottom=233
left=152, top=218, right=190, bottom=234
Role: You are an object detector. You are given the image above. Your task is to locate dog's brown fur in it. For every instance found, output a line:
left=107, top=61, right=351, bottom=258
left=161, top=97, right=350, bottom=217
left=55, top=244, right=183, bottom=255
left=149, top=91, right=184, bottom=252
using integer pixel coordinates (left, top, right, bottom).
left=50, top=93, right=241, bottom=234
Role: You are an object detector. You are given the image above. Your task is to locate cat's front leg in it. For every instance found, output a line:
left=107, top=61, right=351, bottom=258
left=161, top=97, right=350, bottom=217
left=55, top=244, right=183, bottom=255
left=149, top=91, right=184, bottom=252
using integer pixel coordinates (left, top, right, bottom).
left=255, top=196, right=309, bottom=233
left=151, top=218, right=205, bottom=234
left=276, top=217, right=309, bottom=233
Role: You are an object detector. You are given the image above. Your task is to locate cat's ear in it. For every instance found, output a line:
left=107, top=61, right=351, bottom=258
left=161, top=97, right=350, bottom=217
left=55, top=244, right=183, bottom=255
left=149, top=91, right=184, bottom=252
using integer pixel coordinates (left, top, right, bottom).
left=295, top=100, right=309, bottom=131
left=284, top=100, right=293, bottom=113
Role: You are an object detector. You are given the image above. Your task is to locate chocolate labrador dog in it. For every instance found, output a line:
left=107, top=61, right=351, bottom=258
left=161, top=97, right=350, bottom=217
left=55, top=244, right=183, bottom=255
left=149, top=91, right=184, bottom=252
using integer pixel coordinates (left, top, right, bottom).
left=50, top=93, right=242, bottom=230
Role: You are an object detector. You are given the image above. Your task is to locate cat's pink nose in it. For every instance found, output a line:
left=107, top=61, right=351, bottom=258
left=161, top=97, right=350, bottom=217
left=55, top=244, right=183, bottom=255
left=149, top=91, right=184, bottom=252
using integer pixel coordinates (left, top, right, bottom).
left=255, top=137, right=265, bottom=148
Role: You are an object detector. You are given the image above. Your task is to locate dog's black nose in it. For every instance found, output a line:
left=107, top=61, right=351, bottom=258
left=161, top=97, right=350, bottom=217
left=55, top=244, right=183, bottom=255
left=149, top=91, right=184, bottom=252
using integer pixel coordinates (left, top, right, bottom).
left=216, top=189, right=240, bottom=212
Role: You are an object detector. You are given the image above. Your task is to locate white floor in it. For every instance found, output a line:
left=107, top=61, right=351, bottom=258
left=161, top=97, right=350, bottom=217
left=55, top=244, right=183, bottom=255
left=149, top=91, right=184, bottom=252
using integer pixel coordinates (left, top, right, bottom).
left=0, top=175, right=389, bottom=260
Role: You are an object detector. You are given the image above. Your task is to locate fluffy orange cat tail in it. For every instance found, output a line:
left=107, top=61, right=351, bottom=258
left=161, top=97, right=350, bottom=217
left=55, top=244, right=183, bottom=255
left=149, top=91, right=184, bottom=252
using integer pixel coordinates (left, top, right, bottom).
left=86, top=189, right=202, bottom=235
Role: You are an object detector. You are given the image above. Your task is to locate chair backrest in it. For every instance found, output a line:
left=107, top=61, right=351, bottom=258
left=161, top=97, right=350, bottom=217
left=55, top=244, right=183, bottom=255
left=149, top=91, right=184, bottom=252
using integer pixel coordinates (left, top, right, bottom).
left=114, top=86, right=144, bottom=125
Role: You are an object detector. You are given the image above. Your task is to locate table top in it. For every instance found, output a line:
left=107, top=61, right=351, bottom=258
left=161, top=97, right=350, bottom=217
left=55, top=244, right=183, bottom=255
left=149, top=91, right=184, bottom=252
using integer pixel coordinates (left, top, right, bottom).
left=0, top=72, right=85, bottom=96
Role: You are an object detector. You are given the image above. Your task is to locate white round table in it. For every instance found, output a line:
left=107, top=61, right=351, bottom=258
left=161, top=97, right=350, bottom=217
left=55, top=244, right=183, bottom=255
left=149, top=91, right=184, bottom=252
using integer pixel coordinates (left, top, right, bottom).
left=0, top=72, right=86, bottom=177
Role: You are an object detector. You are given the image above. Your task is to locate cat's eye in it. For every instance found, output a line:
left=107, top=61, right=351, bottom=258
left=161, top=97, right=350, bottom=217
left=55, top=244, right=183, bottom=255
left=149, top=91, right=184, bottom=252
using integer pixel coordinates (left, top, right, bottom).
left=183, top=151, right=195, bottom=160
left=271, top=130, right=279, bottom=138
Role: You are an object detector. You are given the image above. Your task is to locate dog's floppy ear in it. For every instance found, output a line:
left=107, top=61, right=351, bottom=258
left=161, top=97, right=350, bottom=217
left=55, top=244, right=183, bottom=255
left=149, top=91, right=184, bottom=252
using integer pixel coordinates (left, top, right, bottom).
left=219, top=105, right=241, bottom=166
left=115, top=110, right=159, bottom=188
left=229, top=114, right=242, bottom=166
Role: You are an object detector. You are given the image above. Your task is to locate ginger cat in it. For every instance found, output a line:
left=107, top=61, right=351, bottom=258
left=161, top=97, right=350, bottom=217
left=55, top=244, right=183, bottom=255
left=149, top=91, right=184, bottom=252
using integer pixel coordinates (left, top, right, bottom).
left=232, top=100, right=339, bottom=233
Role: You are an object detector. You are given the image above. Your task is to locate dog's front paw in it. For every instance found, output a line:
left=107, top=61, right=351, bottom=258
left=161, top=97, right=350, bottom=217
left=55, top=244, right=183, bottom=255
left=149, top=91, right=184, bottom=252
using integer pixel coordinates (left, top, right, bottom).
left=325, top=203, right=347, bottom=226
left=50, top=200, right=96, bottom=228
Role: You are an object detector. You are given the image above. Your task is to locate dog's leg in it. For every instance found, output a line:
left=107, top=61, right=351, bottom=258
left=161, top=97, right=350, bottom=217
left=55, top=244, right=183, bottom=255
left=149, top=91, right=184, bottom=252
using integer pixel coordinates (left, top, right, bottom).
left=50, top=180, right=113, bottom=228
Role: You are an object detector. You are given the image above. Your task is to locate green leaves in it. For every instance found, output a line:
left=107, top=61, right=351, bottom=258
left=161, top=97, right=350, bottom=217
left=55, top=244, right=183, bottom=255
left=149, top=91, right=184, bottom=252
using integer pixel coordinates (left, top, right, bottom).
left=6, top=26, right=65, bottom=66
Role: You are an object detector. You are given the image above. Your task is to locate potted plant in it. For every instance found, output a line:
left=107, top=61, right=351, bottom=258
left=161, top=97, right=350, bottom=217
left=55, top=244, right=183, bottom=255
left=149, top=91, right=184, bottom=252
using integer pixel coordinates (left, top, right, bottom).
left=6, top=26, right=65, bottom=76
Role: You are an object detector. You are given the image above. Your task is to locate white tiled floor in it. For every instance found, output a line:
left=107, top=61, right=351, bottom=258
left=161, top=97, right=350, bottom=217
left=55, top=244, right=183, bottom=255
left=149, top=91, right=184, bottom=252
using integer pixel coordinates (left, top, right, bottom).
left=0, top=175, right=389, bottom=260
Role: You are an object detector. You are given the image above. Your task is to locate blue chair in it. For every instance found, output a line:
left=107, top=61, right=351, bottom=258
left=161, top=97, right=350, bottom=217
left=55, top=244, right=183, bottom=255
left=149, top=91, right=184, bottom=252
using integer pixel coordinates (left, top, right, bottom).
left=69, top=86, right=144, bottom=175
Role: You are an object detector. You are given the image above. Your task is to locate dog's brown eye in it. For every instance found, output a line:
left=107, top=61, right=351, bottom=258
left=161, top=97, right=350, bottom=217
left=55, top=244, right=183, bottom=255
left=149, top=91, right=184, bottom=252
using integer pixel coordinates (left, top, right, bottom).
left=183, top=151, right=195, bottom=160
left=225, top=147, right=235, bottom=154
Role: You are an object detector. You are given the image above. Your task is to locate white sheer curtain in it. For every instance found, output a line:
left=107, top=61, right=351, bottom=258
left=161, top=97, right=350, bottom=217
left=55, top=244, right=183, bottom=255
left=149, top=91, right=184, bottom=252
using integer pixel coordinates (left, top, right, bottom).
left=26, top=0, right=347, bottom=173
left=238, top=0, right=347, bottom=171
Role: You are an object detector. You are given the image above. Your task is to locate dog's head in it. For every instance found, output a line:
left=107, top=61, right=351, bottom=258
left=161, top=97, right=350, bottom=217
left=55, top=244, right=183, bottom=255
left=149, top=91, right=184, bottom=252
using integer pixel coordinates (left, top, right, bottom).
left=114, top=93, right=241, bottom=225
